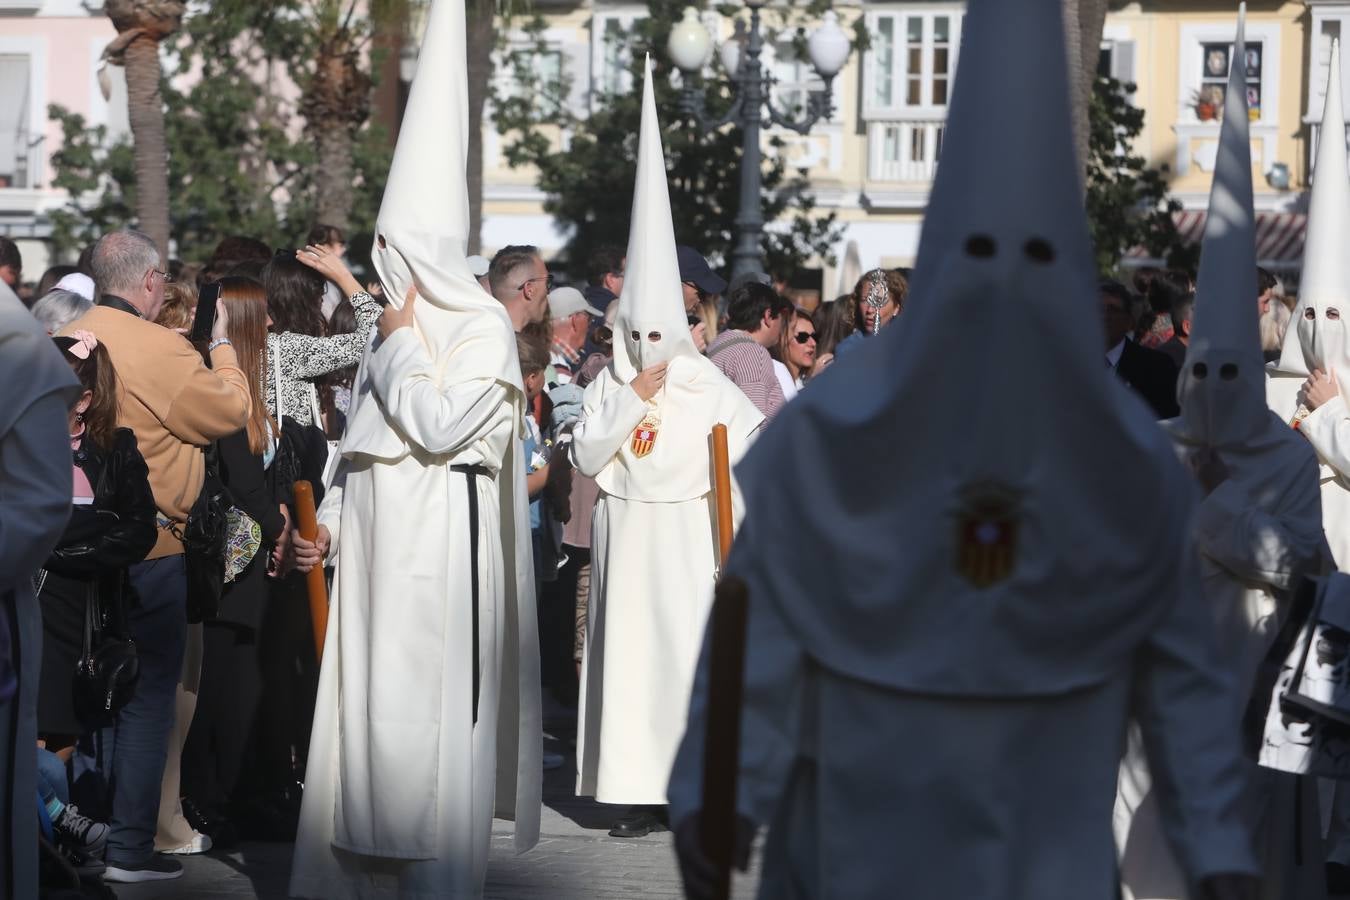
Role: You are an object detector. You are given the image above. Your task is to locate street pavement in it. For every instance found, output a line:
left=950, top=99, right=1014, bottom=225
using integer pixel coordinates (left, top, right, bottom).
left=107, top=703, right=762, bottom=899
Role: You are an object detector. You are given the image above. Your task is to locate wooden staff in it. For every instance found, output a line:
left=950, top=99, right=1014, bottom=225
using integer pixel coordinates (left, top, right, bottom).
left=701, top=424, right=748, bottom=900
left=292, top=480, right=329, bottom=661
left=711, top=424, right=734, bottom=563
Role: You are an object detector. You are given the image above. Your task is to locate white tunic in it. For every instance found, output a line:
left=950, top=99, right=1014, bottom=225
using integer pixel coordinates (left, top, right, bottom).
left=667, top=506, right=1258, bottom=899
left=290, top=323, right=541, bottom=900
left=572, top=361, right=762, bottom=804
left=1115, top=426, right=1327, bottom=900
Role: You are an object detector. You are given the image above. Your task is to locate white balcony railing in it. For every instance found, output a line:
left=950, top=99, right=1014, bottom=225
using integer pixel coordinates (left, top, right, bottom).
left=866, top=118, right=944, bottom=183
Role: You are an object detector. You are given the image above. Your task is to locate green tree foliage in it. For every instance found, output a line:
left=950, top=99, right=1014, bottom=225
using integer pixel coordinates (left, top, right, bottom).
left=47, top=1, right=392, bottom=267
left=493, top=0, right=842, bottom=280
left=1086, top=76, right=1196, bottom=275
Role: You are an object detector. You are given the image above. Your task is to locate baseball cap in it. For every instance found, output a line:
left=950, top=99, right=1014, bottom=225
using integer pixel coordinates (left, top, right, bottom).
left=548, top=286, right=603, bottom=319
left=676, top=245, right=727, bottom=296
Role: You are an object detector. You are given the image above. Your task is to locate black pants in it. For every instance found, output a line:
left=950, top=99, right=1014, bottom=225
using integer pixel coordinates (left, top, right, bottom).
left=539, top=546, right=588, bottom=701
left=180, top=621, right=260, bottom=813
left=242, top=573, right=318, bottom=799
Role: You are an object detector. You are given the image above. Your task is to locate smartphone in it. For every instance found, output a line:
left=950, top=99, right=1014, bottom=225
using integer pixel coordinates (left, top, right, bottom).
left=191, top=282, right=222, bottom=344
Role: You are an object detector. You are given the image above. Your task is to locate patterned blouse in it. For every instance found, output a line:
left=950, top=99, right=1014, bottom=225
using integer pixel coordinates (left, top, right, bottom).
left=265, top=290, right=380, bottom=426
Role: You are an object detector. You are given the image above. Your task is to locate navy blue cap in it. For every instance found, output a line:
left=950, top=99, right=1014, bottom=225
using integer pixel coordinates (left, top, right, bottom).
left=676, top=245, right=727, bottom=296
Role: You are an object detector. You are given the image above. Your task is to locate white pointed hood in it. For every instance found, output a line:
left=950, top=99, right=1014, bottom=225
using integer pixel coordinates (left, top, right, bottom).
left=341, top=0, right=525, bottom=463
left=613, top=57, right=702, bottom=379
left=1276, top=39, right=1350, bottom=377
left=1170, top=7, right=1266, bottom=449
left=724, top=0, right=1191, bottom=694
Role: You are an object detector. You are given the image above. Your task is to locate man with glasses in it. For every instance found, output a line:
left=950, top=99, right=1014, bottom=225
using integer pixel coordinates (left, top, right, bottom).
left=1102, top=280, right=1180, bottom=419
left=59, top=229, right=250, bottom=883
left=489, top=244, right=552, bottom=332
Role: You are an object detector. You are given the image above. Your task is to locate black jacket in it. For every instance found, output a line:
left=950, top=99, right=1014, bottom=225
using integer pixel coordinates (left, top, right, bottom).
left=45, top=427, right=157, bottom=577
left=217, top=430, right=285, bottom=546
left=1114, top=339, right=1180, bottom=420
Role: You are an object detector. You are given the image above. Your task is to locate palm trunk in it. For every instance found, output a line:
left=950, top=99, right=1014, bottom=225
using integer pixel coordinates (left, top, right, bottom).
left=465, top=0, right=495, bottom=255
left=313, top=118, right=357, bottom=231
left=122, top=34, right=172, bottom=258
left=1062, top=0, right=1110, bottom=192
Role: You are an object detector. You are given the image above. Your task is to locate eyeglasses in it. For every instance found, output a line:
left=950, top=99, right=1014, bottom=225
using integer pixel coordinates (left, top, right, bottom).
left=792, top=331, right=817, bottom=344
left=516, top=274, right=553, bottom=293
left=150, top=267, right=174, bottom=285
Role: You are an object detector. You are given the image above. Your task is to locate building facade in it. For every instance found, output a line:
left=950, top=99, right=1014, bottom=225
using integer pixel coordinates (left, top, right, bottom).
left=2, top=1, right=1346, bottom=290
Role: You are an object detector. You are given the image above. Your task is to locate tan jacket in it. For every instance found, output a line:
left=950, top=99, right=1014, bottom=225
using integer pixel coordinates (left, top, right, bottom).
left=63, top=304, right=251, bottom=558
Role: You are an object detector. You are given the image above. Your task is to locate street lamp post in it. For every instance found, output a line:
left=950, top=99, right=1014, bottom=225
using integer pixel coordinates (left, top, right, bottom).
left=668, top=3, right=851, bottom=280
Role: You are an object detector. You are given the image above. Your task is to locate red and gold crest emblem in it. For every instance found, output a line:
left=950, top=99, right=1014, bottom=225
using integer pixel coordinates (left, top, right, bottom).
left=631, top=412, right=660, bottom=458
left=955, top=481, right=1021, bottom=589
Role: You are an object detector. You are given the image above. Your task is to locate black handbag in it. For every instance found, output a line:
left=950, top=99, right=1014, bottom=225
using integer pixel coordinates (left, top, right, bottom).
left=72, top=580, right=138, bottom=730
left=174, top=442, right=229, bottom=622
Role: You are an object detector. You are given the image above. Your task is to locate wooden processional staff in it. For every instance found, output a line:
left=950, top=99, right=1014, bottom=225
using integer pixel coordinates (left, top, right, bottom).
left=701, top=424, right=750, bottom=900
left=293, top=480, right=330, bottom=662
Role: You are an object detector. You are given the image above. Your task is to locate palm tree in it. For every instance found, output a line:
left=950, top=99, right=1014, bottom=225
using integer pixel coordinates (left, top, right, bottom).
left=103, top=0, right=185, bottom=259
left=1062, top=0, right=1112, bottom=189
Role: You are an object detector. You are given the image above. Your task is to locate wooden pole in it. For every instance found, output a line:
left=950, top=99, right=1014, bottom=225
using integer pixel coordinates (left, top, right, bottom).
left=701, top=423, right=746, bottom=900
left=712, top=424, right=734, bottom=563
left=293, top=480, right=329, bottom=662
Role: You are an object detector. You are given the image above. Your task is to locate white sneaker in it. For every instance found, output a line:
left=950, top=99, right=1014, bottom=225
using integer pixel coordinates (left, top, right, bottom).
left=159, top=831, right=213, bottom=855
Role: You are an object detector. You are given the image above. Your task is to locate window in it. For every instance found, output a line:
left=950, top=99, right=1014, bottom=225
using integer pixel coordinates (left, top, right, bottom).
left=591, top=9, right=646, bottom=105
left=1178, top=21, right=1279, bottom=126
left=770, top=39, right=818, bottom=119
left=864, top=9, right=961, bottom=115
left=499, top=45, right=567, bottom=117
left=1195, top=40, right=1262, bottom=120
left=0, top=54, right=31, bottom=189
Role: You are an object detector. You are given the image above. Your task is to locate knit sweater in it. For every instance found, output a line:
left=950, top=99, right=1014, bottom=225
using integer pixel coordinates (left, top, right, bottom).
left=62, top=303, right=251, bottom=559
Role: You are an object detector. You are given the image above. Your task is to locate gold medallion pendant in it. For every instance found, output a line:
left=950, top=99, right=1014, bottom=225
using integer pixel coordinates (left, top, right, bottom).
left=631, top=412, right=660, bottom=458
left=955, top=481, right=1021, bottom=589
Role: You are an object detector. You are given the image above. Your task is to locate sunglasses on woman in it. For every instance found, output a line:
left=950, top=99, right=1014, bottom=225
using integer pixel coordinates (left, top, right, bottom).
left=792, top=331, right=816, bottom=344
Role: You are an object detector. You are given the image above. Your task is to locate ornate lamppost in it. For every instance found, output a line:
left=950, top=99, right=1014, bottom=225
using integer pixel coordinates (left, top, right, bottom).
left=667, top=3, right=850, bottom=279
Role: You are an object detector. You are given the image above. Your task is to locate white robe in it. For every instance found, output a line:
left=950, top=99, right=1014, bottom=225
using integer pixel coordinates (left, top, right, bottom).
left=1115, top=425, right=1327, bottom=900
left=290, top=323, right=541, bottom=900
left=1269, top=370, right=1350, bottom=866
left=667, top=507, right=1258, bottom=900
left=572, top=362, right=762, bottom=804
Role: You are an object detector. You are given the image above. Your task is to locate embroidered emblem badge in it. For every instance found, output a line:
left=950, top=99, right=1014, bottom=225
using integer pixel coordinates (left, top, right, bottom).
left=955, top=481, right=1021, bottom=589
left=631, top=413, right=660, bottom=458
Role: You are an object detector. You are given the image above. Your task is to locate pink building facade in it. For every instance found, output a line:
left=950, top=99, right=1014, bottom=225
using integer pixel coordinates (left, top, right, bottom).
left=1, top=0, right=119, bottom=275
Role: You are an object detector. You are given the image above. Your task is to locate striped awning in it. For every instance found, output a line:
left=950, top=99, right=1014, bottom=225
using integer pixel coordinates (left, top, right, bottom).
left=1127, top=211, right=1307, bottom=268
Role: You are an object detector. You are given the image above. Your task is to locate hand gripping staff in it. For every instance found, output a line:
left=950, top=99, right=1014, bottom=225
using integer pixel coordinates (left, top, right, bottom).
left=701, top=423, right=750, bottom=900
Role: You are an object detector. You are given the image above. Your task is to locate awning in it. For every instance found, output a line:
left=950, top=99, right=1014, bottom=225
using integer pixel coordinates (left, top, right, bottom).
left=1126, top=210, right=1307, bottom=269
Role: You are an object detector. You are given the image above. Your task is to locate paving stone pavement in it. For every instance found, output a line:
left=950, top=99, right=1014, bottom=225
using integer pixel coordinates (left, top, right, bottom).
left=105, top=709, right=761, bottom=899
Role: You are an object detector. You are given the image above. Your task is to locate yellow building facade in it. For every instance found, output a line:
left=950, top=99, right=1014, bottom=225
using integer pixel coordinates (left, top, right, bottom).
left=474, top=1, right=1345, bottom=290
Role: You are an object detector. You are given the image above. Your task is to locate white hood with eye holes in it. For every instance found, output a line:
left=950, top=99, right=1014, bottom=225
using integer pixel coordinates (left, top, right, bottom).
left=581, top=54, right=764, bottom=504
left=1168, top=9, right=1273, bottom=452
left=1274, top=39, right=1350, bottom=381
left=716, top=0, right=1202, bottom=694
left=612, top=57, right=704, bottom=383
left=338, top=0, right=524, bottom=464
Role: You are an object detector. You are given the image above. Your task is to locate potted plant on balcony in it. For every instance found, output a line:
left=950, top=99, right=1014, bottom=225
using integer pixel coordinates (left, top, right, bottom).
left=1191, top=86, right=1223, bottom=122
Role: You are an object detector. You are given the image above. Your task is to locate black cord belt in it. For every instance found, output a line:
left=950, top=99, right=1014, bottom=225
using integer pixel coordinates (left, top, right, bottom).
left=451, top=464, right=490, bottom=724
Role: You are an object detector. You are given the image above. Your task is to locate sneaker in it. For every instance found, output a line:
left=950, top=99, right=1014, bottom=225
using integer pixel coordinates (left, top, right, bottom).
left=182, top=795, right=238, bottom=849
left=103, top=855, right=183, bottom=883
left=53, top=803, right=108, bottom=857
left=159, top=831, right=213, bottom=855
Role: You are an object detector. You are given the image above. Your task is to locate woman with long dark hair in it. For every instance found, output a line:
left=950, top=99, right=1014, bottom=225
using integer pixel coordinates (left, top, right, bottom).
left=263, top=248, right=380, bottom=429
left=178, top=277, right=288, bottom=849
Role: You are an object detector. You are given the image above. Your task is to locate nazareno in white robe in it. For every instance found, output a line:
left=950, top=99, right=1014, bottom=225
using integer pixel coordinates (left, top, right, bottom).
left=667, top=462, right=1257, bottom=900
left=1115, top=423, right=1328, bottom=900
left=572, top=357, right=763, bottom=804
left=290, top=316, right=541, bottom=900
